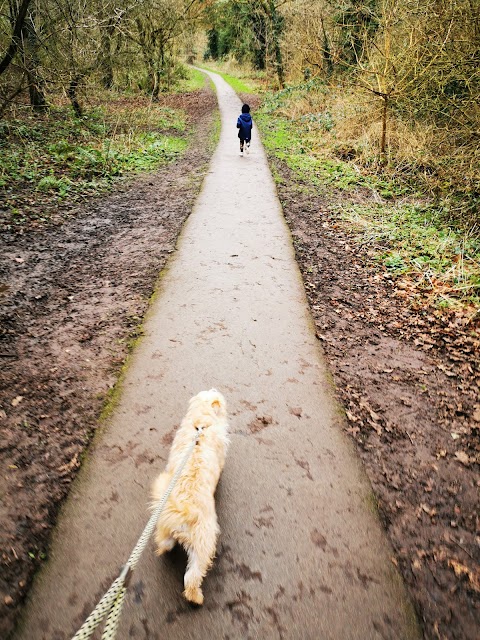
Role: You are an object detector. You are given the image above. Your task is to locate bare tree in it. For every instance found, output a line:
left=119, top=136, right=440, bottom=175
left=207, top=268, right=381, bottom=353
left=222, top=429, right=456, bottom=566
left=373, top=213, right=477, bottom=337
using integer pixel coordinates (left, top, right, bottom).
left=131, top=0, right=207, bottom=97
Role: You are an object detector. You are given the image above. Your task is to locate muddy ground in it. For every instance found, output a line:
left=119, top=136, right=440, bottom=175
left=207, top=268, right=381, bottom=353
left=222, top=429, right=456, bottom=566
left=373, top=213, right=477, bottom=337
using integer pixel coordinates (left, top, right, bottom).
left=0, top=84, right=478, bottom=640
left=270, top=160, right=479, bottom=639
left=0, top=86, right=217, bottom=638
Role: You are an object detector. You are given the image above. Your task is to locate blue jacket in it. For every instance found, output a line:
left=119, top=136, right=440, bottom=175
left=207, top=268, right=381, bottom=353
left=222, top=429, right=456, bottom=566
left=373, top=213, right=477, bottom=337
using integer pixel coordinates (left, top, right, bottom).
left=237, top=113, right=253, bottom=140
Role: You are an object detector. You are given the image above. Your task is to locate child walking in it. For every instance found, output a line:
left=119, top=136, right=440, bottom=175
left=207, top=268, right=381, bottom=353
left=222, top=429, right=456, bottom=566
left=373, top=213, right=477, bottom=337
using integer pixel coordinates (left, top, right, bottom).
left=237, top=104, right=253, bottom=155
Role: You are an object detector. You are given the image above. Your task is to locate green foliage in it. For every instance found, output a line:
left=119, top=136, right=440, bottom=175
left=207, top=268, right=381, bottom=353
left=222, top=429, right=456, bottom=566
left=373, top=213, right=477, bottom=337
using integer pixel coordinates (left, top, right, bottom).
left=257, top=108, right=381, bottom=191
left=110, top=134, right=187, bottom=173
left=384, top=253, right=407, bottom=273
left=339, top=201, right=480, bottom=304
left=204, top=0, right=270, bottom=70
left=37, top=175, right=73, bottom=197
left=261, top=79, right=328, bottom=113
left=299, top=112, right=334, bottom=132
left=334, top=0, right=380, bottom=64
left=0, top=98, right=189, bottom=229
left=204, top=0, right=286, bottom=85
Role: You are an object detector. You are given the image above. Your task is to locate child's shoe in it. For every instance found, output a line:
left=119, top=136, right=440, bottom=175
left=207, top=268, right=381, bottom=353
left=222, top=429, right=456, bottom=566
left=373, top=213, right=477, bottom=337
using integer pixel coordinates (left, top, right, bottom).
left=245, top=142, right=250, bottom=155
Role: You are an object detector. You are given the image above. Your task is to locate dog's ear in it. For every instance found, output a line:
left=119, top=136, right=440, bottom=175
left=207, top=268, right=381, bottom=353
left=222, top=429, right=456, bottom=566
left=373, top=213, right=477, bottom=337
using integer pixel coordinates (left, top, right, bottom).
left=211, top=399, right=222, bottom=415
left=210, top=390, right=225, bottom=416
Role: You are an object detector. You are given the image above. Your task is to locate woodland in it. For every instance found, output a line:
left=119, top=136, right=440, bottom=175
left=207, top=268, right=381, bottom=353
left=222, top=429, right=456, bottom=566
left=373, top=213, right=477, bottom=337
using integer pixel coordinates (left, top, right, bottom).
left=1, top=0, right=479, bottom=227
left=1, top=1, right=479, bottom=639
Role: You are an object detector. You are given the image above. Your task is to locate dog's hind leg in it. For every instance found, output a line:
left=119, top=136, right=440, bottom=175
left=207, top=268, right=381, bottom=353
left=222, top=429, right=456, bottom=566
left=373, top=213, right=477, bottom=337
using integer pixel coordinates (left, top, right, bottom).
left=183, top=519, right=218, bottom=605
left=152, top=472, right=176, bottom=555
left=155, top=526, right=176, bottom=556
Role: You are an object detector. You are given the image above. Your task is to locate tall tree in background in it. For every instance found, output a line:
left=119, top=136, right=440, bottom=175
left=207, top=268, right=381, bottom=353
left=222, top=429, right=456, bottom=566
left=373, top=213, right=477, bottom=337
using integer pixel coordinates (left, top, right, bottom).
left=204, top=0, right=288, bottom=87
left=134, top=0, right=182, bottom=97
left=349, top=0, right=480, bottom=153
left=335, top=0, right=379, bottom=65
left=0, top=0, right=36, bottom=112
left=265, top=0, right=286, bottom=86
left=0, top=0, right=210, bottom=114
left=98, top=0, right=124, bottom=89
left=131, top=0, right=207, bottom=97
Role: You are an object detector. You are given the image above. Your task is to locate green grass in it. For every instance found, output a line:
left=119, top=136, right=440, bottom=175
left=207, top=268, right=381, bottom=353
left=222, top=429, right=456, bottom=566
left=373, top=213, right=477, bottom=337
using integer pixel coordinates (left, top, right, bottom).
left=338, top=202, right=480, bottom=306
left=210, top=111, right=222, bottom=150
left=199, top=64, right=260, bottom=94
left=176, top=67, right=207, bottom=92
left=256, top=111, right=408, bottom=194
left=0, top=87, right=194, bottom=228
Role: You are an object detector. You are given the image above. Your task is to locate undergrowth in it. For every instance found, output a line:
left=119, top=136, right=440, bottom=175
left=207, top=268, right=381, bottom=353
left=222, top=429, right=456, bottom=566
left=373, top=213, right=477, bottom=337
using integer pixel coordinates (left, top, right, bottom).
left=0, top=70, right=205, bottom=230
left=171, top=67, right=206, bottom=93
left=260, top=80, right=480, bottom=224
left=254, top=86, right=480, bottom=311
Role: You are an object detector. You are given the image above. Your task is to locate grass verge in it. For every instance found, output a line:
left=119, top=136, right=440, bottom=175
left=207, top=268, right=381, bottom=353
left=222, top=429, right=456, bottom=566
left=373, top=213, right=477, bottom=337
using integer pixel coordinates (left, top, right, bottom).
left=199, top=62, right=262, bottom=94
left=256, top=94, right=480, bottom=313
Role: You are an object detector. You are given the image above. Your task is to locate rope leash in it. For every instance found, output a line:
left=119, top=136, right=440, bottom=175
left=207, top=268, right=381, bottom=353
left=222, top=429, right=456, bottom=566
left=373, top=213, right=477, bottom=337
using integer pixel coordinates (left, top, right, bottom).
left=71, top=427, right=203, bottom=640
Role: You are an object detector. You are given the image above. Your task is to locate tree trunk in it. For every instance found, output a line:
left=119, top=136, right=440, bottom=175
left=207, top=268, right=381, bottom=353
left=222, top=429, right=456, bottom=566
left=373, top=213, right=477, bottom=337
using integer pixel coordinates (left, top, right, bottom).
left=100, top=18, right=115, bottom=89
left=21, top=4, right=47, bottom=111
left=381, top=95, right=388, bottom=154
left=151, top=70, right=160, bottom=99
left=68, top=77, right=83, bottom=117
left=27, top=71, right=47, bottom=110
left=321, top=17, right=333, bottom=76
left=136, top=17, right=156, bottom=95
left=268, top=1, right=285, bottom=88
left=252, top=12, right=267, bottom=70
left=0, top=0, right=32, bottom=76
left=158, top=39, right=166, bottom=95
left=273, top=36, right=285, bottom=87
left=0, top=78, right=26, bottom=117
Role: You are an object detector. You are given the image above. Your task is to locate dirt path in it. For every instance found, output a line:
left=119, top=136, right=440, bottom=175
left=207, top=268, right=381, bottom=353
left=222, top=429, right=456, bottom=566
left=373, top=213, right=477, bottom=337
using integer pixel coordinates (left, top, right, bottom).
left=12, top=71, right=420, bottom=639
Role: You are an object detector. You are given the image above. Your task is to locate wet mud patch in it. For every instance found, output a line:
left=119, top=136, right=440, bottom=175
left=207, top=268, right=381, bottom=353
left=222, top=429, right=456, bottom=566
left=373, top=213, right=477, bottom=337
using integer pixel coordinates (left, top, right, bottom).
left=226, top=590, right=256, bottom=632
left=248, top=414, right=275, bottom=434
left=0, top=87, right=218, bottom=637
left=272, top=160, right=479, bottom=639
left=310, top=529, right=327, bottom=551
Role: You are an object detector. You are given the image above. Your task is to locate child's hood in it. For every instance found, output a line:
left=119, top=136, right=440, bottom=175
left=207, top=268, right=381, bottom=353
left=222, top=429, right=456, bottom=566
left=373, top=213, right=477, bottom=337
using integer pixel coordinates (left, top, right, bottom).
left=238, top=113, right=252, bottom=125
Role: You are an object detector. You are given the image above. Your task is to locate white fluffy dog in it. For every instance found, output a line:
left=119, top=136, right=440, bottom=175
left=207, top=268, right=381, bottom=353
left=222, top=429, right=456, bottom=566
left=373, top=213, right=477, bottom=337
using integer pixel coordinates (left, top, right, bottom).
left=152, top=389, right=229, bottom=605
